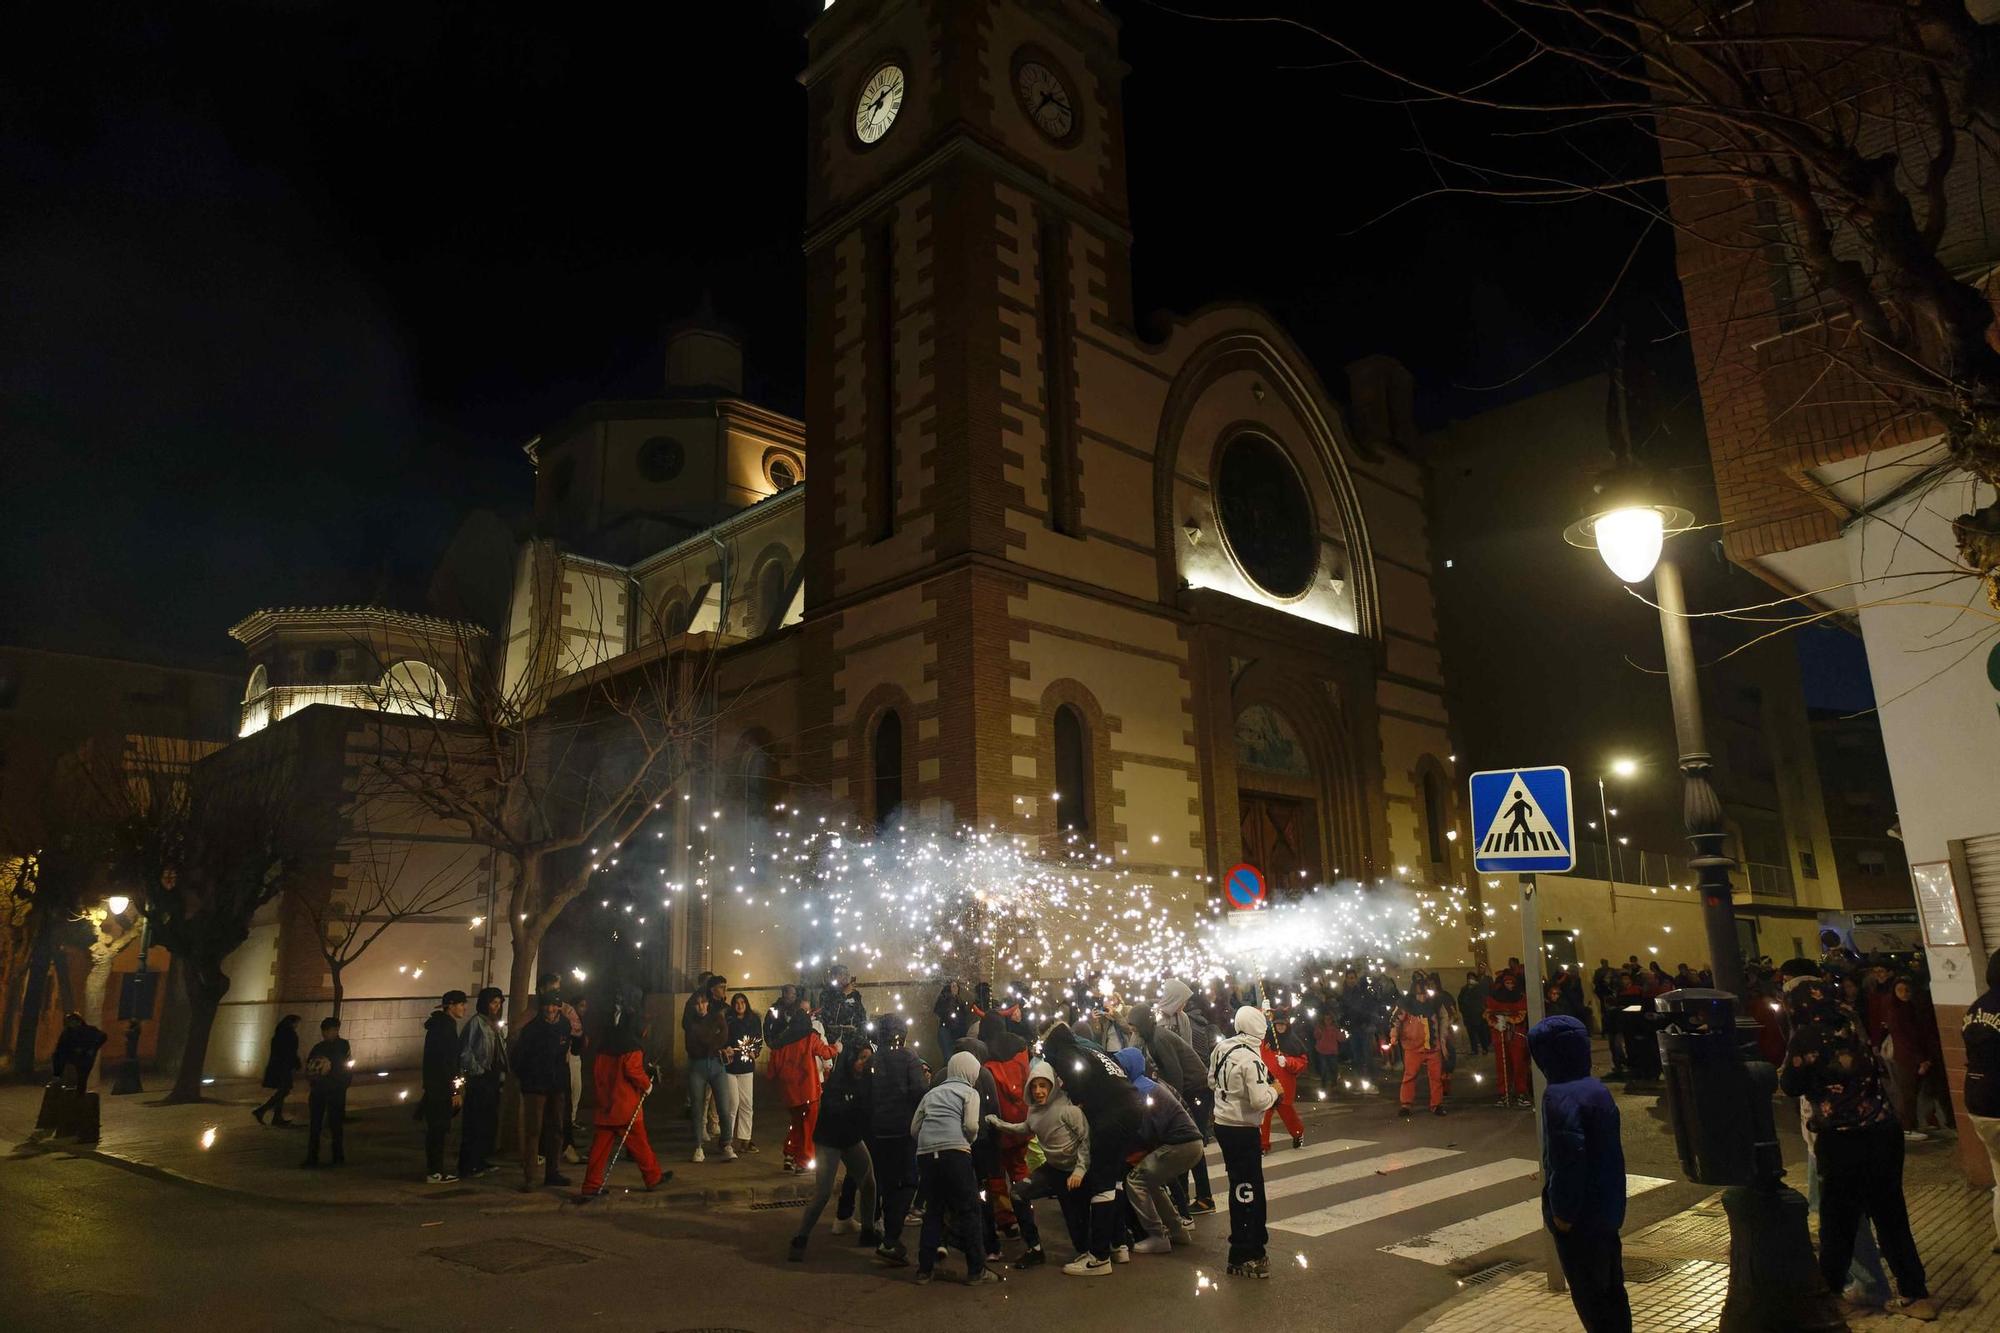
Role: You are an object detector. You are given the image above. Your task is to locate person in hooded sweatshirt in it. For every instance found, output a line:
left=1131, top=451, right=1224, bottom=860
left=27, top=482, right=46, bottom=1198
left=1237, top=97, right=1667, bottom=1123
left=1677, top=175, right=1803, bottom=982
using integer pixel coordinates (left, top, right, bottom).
left=1208, top=1005, right=1279, bottom=1278
left=1130, top=997, right=1215, bottom=1216
left=934, top=1032, right=1003, bottom=1262
left=790, top=1038, right=880, bottom=1260
left=1527, top=1014, right=1631, bottom=1332
left=868, top=1013, right=932, bottom=1267
left=990, top=1056, right=1091, bottom=1268
left=1041, top=1020, right=1145, bottom=1276
left=421, top=990, right=469, bottom=1183
left=1113, top=1045, right=1203, bottom=1254
left=909, top=1051, right=1000, bottom=1285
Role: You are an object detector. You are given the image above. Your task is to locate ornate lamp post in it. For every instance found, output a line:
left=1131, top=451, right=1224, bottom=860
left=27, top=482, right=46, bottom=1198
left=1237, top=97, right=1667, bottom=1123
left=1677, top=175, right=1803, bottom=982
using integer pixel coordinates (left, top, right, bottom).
left=1564, top=458, right=1832, bottom=1330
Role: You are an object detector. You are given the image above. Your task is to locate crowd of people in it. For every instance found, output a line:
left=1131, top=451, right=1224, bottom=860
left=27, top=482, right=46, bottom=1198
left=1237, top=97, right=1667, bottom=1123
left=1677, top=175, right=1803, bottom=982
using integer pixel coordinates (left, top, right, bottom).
left=223, top=935, right=2000, bottom=1321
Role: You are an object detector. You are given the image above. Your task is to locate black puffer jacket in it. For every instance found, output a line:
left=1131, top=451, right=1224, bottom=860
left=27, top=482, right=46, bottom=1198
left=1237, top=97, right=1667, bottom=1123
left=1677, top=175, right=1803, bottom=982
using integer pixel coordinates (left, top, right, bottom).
left=869, top=1026, right=930, bottom=1139
left=1041, top=1022, right=1142, bottom=1190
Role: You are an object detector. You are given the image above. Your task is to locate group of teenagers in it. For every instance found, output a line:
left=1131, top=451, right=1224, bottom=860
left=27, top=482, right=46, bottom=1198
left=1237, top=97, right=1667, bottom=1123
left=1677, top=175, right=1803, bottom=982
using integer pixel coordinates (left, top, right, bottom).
left=780, top=975, right=1295, bottom=1282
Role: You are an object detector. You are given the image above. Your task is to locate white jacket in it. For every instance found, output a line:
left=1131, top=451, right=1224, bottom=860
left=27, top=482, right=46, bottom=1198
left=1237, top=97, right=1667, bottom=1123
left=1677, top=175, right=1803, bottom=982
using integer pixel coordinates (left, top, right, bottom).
left=1208, top=1005, right=1278, bottom=1127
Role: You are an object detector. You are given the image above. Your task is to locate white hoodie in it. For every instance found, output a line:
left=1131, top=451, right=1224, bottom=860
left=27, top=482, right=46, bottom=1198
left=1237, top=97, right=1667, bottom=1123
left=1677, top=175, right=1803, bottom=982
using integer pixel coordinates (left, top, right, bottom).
left=1208, top=1005, right=1278, bottom=1127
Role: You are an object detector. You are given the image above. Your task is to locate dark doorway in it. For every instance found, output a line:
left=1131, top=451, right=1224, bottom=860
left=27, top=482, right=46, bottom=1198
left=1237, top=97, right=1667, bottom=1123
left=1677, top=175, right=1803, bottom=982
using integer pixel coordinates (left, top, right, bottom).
left=1238, top=791, right=1320, bottom=897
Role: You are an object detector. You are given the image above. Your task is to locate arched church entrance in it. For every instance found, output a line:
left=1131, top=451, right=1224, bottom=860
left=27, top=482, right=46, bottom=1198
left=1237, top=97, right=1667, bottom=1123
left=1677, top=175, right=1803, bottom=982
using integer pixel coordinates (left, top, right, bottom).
left=1235, top=703, right=1322, bottom=897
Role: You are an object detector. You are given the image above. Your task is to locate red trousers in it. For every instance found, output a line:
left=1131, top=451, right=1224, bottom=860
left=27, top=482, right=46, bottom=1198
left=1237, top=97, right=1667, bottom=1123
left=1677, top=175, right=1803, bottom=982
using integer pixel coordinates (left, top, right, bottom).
left=1399, top=1047, right=1444, bottom=1109
left=582, top=1119, right=661, bottom=1194
left=1260, top=1094, right=1304, bottom=1150
left=1492, top=1028, right=1530, bottom=1095
left=785, top=1101, right=818, bottom=1166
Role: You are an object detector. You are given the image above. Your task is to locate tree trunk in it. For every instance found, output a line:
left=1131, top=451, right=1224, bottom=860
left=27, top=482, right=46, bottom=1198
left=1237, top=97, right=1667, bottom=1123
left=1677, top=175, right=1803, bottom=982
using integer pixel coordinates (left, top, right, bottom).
left=331, top=969, right=344, bottom=1022
left=83, top=929, right=137, bottom=1027
left=166, top=960, right=230, bottom=1103
left=508, top=916, right=544, bottom=1030
left=9, top=918, right=55, bottom=1077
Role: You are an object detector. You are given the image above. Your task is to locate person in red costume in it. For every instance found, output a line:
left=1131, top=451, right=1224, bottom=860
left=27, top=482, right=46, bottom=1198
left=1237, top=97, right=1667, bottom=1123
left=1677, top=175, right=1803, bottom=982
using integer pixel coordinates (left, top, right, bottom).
left=1485, top=963, right=1532, bottom=1106
left=579, top=998, right=670, bottom=1198
left=1259, top=1007, right=1309, bottom=1152
left=980, top=1018, right=1034, bottom=1232
left=768, top=996, right=837, bottom=1170
left=1390, top=972, right=1449, bottom=1118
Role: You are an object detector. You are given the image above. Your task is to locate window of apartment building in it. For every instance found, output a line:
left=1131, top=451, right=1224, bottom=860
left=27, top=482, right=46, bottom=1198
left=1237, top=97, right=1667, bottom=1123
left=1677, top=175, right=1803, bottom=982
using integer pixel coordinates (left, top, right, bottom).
left=1857, top=849, right=1889, bottom=876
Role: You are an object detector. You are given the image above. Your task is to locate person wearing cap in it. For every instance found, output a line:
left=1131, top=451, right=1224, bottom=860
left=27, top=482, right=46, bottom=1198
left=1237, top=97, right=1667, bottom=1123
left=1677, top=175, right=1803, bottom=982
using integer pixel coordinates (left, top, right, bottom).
left=422, top=990, right=469, bottom=1183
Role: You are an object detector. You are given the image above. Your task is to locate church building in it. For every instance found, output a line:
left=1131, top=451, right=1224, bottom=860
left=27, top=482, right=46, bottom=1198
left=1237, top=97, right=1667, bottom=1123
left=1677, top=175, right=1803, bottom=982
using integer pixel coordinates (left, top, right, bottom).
left=211, top=0, right=1461, bottom=1073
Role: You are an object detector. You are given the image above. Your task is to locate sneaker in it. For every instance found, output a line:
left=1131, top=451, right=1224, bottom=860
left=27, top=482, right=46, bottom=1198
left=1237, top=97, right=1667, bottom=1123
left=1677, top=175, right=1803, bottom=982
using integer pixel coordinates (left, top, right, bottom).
left=742, top=1139, right=761, bottom=1154
left=1112, top=1244, right=1131, bottom=1264
left=1399, top=1106, right=1412, bottom=1121
left=1495, top=1095, right=1513, bottom=1107
left=913, top=1269, right=934, bottom=1285
left=251, top=1108, right=267, bottom=1126
left=873, top=1243, right=910, bottom=1268
left=544, top=1173, right=571, bottom=1188
left=426, top=1172, right=459, bottom=1184
left=1188, top=1198, right=1217, bottom=1216
left=1433, top=1106, right=1448, bottom=1117
left=787, top=1236, right=807, bottom=1263
left=1134, top=1236, right=1173, bottom=1255
left=1291, top=1132, right=1304, bottom=1149
left=1226, top=1257, right=1271, bottom=1279
left=691, top=1146, right=705, bottom=1164
left=832, top=1218, right=858, bottom=1235
left=966, top=1268, right=1002, bottom=1286
left=1903, top=1130, right=1929, bottom=1143
left=1012, top=1248, right=1047, bottom=1270
left=720, top=1144, right=738, bottom=1161
left=998, top=1222, right=1021, bottom=1240
left=1062, top=1255, right=1113, bottom=1276
left=1887, top=1297, right=1940, bottom=1321
left=644, top=1172, right=672, bottom=1191
left=562, top=1144, right=582, bottom=1165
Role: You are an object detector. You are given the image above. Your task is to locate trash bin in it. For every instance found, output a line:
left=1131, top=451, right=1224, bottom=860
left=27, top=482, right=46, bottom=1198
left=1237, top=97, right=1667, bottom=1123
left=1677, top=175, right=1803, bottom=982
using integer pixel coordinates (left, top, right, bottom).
left=1655, top=988, right=1780, bottom=1187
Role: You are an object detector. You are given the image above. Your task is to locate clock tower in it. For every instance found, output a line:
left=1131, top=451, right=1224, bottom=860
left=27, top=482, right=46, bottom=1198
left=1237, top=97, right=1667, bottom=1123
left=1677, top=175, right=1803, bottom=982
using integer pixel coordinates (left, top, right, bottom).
left=798, top=0, right=1138, bottom=826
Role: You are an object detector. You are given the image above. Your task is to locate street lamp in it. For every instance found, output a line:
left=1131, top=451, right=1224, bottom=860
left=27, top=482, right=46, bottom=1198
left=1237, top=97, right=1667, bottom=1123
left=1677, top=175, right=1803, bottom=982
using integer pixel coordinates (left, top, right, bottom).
left=1597, top=759, right=1637, bottom=914
left=105, top=895, right=130, bottom=917
left=1564, top=465, right=1741, bottom=995
left=1566, top=451, right=1824, bottom=1328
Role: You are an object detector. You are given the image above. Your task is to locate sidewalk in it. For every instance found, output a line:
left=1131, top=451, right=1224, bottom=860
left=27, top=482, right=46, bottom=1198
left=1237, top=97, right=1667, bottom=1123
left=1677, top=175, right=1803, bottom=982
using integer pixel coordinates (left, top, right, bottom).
left=0, top=1071, right=817, bottom=1213
left=1403, top=1133, right=2000, bottom=1332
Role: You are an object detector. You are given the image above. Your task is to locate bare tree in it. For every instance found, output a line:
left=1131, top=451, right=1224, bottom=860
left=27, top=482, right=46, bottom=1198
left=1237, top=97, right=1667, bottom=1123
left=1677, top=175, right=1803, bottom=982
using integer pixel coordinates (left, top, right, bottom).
left=361, top=562, right=724, bottom=1025
left=2, top=759, right=110, bottom=1077
left=96, top=732, right=316, bottom=1102
left=1169, top=1, right=2000, bottom=607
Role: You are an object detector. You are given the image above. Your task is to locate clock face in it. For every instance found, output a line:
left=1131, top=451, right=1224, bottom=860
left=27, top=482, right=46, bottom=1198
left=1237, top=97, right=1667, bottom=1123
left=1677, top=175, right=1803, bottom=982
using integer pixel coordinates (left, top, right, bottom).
left=1016, top=60, right=1075, bottom=141
left=854, top=63, right=906, bottom=145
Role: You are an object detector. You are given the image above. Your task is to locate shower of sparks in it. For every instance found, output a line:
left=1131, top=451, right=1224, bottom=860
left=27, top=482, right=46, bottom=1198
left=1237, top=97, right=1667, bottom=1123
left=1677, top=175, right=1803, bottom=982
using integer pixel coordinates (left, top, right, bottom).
left=577, top=809, right=1478, bottom=1008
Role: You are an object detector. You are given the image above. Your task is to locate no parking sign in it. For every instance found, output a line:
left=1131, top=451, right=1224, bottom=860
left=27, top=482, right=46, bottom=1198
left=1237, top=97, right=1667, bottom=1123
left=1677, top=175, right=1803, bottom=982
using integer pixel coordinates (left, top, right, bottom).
left=1225, top=862, right=1267, bottom=910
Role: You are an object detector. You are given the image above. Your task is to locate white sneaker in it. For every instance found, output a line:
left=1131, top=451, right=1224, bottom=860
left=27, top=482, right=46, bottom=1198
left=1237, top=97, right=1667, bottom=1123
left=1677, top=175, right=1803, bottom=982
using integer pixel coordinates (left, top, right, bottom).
left=691, top=1146, right=706, bottom=1163
left=720, top=1144, right=739, bottom=1161
left=1134, top=1235, right=1173, bottom=1255
left=562, top=1145, right=582, bottom=1165
left=1062, top=1255, right=1113, bottom=1276
left=832, top=1218, right=858, bottom=1235
left=1112, top=1244, right=1131, bottom=1264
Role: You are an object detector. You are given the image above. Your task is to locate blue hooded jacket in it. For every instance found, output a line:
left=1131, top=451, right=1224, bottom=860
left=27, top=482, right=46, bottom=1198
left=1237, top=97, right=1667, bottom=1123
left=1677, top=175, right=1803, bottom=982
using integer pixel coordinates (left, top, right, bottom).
left=1115, top=1045, right=1201, bottom=1149
left=1526, top=1014, right=1626, bottom=1233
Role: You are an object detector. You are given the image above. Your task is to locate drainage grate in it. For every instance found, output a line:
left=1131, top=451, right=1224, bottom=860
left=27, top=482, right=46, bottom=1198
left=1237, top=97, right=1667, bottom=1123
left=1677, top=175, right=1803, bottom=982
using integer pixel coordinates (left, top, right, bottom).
left=1623, top=1257, right=1681, bottom=1284
left=426, top=1240, right=594, bottom=1274
left=746, top=1199, right=807, bottom=1210
left=1458, top=1259, right=1525, bottom=1288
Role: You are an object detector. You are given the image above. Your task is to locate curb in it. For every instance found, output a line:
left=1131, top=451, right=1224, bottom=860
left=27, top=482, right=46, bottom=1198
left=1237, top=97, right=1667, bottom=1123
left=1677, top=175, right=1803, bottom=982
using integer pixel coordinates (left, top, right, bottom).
left=10, top=1133, right=820, bottom=1214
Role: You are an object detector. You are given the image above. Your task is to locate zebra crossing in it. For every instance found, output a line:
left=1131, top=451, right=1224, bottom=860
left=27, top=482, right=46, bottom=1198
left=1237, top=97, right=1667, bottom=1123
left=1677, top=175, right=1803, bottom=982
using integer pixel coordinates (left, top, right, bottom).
left=1198, top=1135, right=1671, bottom=1265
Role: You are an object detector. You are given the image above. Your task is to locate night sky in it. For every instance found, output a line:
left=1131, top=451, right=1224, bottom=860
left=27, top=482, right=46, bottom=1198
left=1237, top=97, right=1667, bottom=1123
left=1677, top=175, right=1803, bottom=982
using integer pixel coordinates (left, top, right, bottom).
left=6, top=1, right=1701, bottom=672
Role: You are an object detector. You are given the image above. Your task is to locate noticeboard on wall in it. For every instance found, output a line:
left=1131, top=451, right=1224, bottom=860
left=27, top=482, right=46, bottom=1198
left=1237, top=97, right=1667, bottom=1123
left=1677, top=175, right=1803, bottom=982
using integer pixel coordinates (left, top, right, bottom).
left=1909, top=861, right=1967, bottom=949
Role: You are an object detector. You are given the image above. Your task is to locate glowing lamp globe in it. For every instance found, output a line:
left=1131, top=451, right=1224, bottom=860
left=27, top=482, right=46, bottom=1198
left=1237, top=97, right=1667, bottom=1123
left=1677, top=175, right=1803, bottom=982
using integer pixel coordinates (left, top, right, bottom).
left=1593, top=506, right=1666, bottom=582
left=1563, top=464, right=1692, bottom=584
left=106, top=895, right=131, bottom=916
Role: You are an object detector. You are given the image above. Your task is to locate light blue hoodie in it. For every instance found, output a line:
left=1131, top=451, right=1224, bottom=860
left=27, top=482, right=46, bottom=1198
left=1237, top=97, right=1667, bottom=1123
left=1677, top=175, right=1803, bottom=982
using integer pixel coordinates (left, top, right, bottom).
left=910, top=1051, right=982, bottom=1153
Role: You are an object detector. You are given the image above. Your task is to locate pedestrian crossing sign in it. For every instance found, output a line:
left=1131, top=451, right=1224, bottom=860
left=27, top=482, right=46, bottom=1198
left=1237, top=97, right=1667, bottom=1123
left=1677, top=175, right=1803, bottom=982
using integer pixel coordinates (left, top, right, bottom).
left=1468, top=766, right=1575, bottom=873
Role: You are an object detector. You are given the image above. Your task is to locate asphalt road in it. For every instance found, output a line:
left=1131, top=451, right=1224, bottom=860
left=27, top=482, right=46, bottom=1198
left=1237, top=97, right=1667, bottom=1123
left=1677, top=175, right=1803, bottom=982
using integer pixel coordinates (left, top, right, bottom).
left=1, top=1086, right=1713, bottom=1333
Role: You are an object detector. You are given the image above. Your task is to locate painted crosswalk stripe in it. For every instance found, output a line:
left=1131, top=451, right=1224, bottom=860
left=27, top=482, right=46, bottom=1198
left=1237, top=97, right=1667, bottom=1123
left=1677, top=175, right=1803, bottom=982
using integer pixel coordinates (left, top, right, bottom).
left=1203, top=1137, right=1373, bottom=1166
left=1262, top=1147, right=1461, bottom=1202
left=1378, top=1174, right=1674, bottom=1266
left=1271, top=1158, right=1540, bottom=1238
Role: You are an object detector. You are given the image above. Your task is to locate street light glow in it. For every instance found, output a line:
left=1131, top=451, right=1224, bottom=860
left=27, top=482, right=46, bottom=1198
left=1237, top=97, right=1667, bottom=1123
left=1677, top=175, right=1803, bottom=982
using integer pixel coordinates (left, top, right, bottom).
left=1593, top=506, right=1666, bottom=582
left=1610, top=757, right=1638, bottom=778
left=106, top=895, right=130, bottom=916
